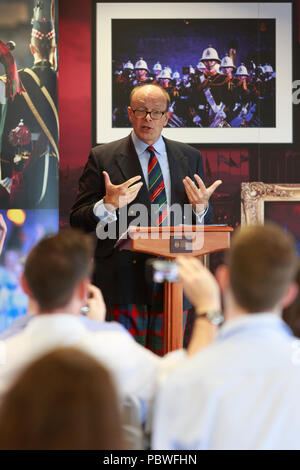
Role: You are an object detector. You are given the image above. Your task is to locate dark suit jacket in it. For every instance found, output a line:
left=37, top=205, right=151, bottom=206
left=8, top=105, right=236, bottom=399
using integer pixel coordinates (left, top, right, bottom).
left=70, top=134, right=212, bottom=305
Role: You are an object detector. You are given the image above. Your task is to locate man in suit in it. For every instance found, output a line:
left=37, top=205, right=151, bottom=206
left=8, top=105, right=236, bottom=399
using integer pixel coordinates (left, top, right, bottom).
left=70, top=84, right=221, bottom=354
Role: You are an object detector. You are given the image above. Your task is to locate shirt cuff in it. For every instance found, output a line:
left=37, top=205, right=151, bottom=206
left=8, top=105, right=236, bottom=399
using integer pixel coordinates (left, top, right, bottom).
left=93, top=199, right=117, bottom=225
left=193, top=202, right=209, bottom=225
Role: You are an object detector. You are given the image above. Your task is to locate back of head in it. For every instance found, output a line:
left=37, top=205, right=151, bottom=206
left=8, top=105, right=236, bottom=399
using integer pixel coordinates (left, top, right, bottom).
left=283, top=261, right=300, bottom=337
left=24, top=228, right=93, bottom=312
left=0, top=348, right=123, bottom=450
left=228, top=223, right=298, bottom=313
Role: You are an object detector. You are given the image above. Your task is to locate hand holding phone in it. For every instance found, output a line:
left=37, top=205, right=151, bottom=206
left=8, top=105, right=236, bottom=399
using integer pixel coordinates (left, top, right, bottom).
left=81, top=284, right=106, bottom=323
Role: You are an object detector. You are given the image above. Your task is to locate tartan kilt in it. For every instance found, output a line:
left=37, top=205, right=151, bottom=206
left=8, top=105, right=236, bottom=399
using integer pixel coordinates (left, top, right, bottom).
left=106, top=283, right=188, bottom=356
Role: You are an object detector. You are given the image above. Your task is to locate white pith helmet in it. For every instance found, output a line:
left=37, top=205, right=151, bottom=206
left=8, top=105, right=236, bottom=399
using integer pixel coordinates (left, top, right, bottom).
left=159, top=68, right=172, bottom=79
left=201, top=45, right=221, bottom=63
left=220, top=55, right=236, bottom=70
left=124, top=60, right=134, bottom=70
left=264, top=64, right=273, bottom=74
left=153, top=62, right=162, bottom=72
left=236, top=64, right=249, bottom=76
left=135, top=58, right=149, bottom=71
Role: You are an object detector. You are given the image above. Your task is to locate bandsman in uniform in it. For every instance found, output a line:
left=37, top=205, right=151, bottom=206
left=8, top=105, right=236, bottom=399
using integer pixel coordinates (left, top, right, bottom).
left=132, top=58, right=153, bottom=87
left=0, top=0, right=58, bottom=209
left=152, top=61, right=162, bottom=84
left=190, top=46, right=232, bottom=127
left=157, top=68, right=183, bottom=127
left=258, top=64, right=275, bottom=127
left=172, top=71, right=181, bottom=86
left=230, top=64, right=259, bottom=127
left=220, top=55, right=236, bottom=81
left=112, top=60, right=134, bottom=127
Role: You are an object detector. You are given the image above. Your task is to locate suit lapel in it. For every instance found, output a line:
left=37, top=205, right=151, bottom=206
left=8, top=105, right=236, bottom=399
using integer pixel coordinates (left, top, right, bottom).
left=164, top=137, right=190, bottom=206
left=114, top=135, right=151, bottom=212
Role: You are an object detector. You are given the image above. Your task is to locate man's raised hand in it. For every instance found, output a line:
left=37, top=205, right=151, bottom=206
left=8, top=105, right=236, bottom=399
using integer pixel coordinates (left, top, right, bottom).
left=183, top=174, right=222, bottom=213
left=103, top=171, right=143, bottom=210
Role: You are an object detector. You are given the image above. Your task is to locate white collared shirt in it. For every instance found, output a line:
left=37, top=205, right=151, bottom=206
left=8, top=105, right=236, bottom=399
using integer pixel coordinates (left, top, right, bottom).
left=0, top=314, right=186, bottom=415
left=153, top=313, right=300, bottom=450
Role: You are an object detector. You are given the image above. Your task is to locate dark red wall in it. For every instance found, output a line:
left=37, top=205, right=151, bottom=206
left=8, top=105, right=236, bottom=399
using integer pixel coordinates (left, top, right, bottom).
left=59, top=0, right=91, bottom=169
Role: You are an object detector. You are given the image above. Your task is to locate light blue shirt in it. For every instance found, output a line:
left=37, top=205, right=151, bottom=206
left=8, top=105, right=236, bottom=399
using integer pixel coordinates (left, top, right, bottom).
left=153, top=313, right=300, bottom=450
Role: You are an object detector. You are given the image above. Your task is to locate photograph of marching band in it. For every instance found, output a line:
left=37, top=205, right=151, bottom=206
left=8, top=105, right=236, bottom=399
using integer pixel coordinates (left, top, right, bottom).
left=96, top=1, right=292, bottom=144
left=112, top=18, right=276, bottom=129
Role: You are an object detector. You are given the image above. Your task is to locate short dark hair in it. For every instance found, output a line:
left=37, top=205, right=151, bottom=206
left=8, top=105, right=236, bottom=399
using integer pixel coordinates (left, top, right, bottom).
left=0, top=348, right=123, bottom=450
left=129, top=84, right=171, bottom=110
left=283, top=261, right=300, bottom=337
left=24, top=229, right=94, bottom=312
left=228, top=223, right=298, bottom=313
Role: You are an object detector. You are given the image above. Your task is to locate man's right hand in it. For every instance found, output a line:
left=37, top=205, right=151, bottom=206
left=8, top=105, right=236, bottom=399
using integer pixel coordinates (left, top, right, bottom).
left=86, top=284, right=106, bottom=323
left=103, top=171, right=143, bottom=210
left=177, top=256, right=221, bottom=313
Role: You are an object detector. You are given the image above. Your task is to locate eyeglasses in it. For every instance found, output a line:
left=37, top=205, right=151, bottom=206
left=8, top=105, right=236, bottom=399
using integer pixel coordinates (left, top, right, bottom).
left=131, top=109, right=166, bottom=120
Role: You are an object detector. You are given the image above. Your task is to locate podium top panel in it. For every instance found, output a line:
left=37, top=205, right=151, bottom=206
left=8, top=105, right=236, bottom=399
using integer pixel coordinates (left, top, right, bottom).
left=125, top=225, right=233, bottom=235
left=115, top=225, right=233, bottom=255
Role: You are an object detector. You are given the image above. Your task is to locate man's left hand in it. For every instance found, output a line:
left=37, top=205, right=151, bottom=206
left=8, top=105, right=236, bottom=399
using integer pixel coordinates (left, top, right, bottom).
left=183, top=174, right=222, bottom=213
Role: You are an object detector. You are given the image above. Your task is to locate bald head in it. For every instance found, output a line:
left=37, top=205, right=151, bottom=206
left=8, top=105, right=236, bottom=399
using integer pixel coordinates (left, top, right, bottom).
left=128, top=84, right=170, bottom=146
left=129, top=84, right=170, bottom=109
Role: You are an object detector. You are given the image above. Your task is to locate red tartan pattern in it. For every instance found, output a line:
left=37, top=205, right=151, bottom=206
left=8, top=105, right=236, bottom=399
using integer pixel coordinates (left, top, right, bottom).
left=106, top=285, right=188, bottom=356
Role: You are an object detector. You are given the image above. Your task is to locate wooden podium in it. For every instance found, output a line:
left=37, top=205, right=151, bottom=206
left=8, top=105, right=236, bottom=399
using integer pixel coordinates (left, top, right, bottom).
left=116, top=225, right=233, bottom=354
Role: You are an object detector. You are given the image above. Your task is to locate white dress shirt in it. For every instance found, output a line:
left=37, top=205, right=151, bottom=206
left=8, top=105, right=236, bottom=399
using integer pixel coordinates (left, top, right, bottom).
left=0, top=314, right=186, bottom=414
left=152, top=313, right=300, bottom=450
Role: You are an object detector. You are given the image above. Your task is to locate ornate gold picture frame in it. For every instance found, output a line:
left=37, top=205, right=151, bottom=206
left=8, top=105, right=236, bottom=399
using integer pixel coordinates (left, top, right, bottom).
left=241, top=182, right=300, bottom=225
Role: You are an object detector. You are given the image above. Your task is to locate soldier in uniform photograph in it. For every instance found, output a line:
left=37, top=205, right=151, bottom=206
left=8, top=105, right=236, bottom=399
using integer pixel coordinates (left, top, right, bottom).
left=0, top=0, right=58, bottom=209
left=132, top=58, right=153, bottom=87
left=112, top=60, right=134, bottom=127
left=190, top=46, right=232, bottom=127
left=230, top=64, right=259, bottom=127
left=152, top=61, right=162, bottom=84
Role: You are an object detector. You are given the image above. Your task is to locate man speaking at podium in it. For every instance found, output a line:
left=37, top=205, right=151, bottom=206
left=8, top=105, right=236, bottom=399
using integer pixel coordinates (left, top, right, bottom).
left=70, top=84, right=221, bottom=355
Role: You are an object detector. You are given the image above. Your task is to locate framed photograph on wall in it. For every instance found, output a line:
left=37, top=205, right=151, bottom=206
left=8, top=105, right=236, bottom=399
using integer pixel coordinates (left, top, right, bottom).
left=93, top=1, right=293, bottom=145
left=241, top=182, right=300, bottom=255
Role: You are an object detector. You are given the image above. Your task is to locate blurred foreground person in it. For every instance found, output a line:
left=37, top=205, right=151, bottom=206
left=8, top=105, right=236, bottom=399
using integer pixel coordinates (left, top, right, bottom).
left=283, top=261, right=300, bottom=338
left=0, top=229, right=163, bottom=416
left=0, top=348, right=123, bottom=450
left=153, top=223, right=299, bottom=450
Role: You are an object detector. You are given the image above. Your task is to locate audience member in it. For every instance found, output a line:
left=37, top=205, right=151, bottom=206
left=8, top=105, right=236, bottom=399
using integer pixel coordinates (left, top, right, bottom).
left=0, top=347, right=123, bottom=450
left=0, top=280, right=129, bottom=340
left=283, top=261, right=300, bottom=338
left=153, top=223, right=299, bottom=450
left=0, top=229, right=167, bottom=416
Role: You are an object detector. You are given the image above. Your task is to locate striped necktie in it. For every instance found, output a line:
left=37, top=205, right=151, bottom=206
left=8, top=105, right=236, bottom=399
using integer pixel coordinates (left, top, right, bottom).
left=147, top=146, right=168, bottom=226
